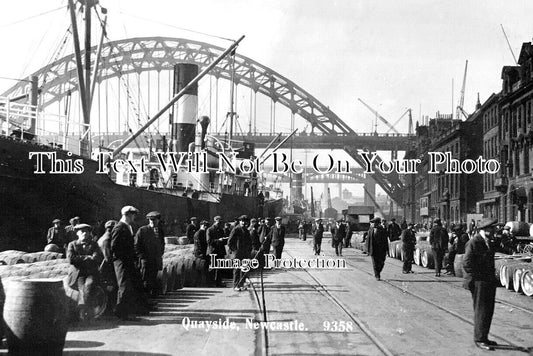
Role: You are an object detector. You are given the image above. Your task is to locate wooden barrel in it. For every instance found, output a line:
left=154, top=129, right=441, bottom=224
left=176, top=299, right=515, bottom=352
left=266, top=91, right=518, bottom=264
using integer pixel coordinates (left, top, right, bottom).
left=395, top=242, right=404, bottom=261
left=511, top=263, right=532, bottom=293
left=163, top=261, right=176, bottom=292
left=156, top=266, right=169, bottom=294
left=44, top=244, right=61, bottom=253
left=415, top=233, right=428, bottom=242
left=501, top=262, right=531, bottom=290
left=421, top=247, right=435, bottom=269
left=520, top=269, right=533, bottom=297
left=183, top=256, right=197, bottom=287
left=414, top=247, right=421, bottom=266
left=0, top=255, right=25, bottom=265
left=62, top=279, right=108, bottom=320
left=454, top=254, right=464, bottom=278
left=4, top=278, right=68, bottom=355
left=178, top=236, right=190, bottom=245
left=165, top=236, right=179, bottom=245
left=505, top=221, right=530, bottom=236
left=174, top=257, right=185, bottom=290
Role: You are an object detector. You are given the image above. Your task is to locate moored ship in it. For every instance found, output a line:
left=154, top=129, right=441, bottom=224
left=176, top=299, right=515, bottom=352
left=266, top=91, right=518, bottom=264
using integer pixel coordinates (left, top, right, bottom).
left=0, top=1, right=282, bottom=252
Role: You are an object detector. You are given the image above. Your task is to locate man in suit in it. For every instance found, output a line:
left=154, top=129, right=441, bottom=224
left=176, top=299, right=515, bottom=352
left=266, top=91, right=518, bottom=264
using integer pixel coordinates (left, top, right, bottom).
left=111, top=205, right=148, bottom=320
left=186, top=217, right=198, bottom=244
left=401, top=222, right=416, bottom=273
left=462, top=218, right=498, bottom=351
left=366, top=217, right=389, bottom=281
left=429, top=218, right=449, bottom=277
left=206, top=216, right=227, bottom=287
left=388, top=218, right=402, bottom=242
left=271, top=217, right=286, bottom=259
left=134, top=211, right=165, bottom=296
left=312, top=219, right=324, bottom=255
left=227, top=215, right=252, bottom=291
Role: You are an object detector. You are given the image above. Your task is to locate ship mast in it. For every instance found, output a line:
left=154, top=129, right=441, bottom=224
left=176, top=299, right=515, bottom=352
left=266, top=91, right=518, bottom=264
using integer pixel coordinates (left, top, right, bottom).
left=67, top=0, right=102, bottom=156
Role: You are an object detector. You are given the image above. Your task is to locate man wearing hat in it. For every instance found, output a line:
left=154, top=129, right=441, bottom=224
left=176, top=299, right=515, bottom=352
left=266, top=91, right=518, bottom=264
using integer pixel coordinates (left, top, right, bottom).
left=462, top=218, right=499, bottom=350
left=312, top=219, right=324, bottom=255
left=401, top=222, right=416, bottom=273
left=47, top=219, right=66, bottom=253
left=227, top=215, right=253, bottom=291
left=366, top=217, right=389, bottom=280
left=134, top=211, right=165, bottom=297
left=186, top=217, right=198, bottom=244
left=65, top=216, right=81, bottom=247
left=387, top=218, right=402, bottom=242
left=111, top=205, right=147, bottom=319
left=333, top=220, right=346, bottom=256
left=66, top=223, right=103, bottom=320
left=206, top=216, right=227, bottom=287
left=429, top=218, right=449, bottom=277
left=98, top=220, right=118, bottom=309
left=271, top=217, right=286, bottom=259
left=249, top=218, right=261, bottom=253
left=193, top=220, right=210, bottom=260
left=259, top=217, right=274, bottom=255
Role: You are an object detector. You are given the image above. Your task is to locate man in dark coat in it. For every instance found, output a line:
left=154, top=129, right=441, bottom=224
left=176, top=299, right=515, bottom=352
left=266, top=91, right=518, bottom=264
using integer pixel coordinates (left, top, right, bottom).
left=65, top=216, right=81, bottom=248
left=271, top=217, right=286, bottom=259
left=186, top=217, right=198, bottom=244
left=462, top=218, right=498, bottom=351
left=206, top=216, right=227, bottom=287
left=259, top=217, right=273, bottom=255
left=249, top=218, right=261, bottom=254
left=388, top=218, right=402, bottom=242
left=429, top=218, right=449, bottom=277
left=67, top=223, right=103, bottom=320
left=401, top=222, right=416, bottom=273
left=111, top=205, right=148, bottom=320
left=227, top=215, right=252, bottom=291
left=366, top=217, right=389, bottom=280
left=193, top=220, right=209, bottom=260
left=134, top=211, right=165, bottom=296
left=333, top=220, right=346, bottom=256
left=47, top=218, right=66, bottom=253
left=312, top=219, right=324, bottom=255
left=344, top=221, right=353, bottom=248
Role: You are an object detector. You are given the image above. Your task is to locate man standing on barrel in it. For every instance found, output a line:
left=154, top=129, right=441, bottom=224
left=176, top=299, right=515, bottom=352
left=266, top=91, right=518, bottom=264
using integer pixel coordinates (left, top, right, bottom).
left=366, top=217, right=389, bottom=281
left=462, top=218, right=498, bottom=351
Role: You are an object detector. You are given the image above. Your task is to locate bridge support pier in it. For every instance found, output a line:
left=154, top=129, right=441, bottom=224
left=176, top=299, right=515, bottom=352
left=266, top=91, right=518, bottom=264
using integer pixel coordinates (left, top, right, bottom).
left=363, top=175, right=375, bottom=207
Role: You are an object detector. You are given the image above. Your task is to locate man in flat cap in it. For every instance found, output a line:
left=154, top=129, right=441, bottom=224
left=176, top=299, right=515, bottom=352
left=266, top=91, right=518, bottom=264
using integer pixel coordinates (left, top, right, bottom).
left=206, top=216, right=227, bottom=287
left=111, top=205, right=147, bottom=319
left=462, top=218, right=499, bottom=350
left=193, top=220, right=210, bottom=261
left=98, top=220, right=118, bottom=309
left=186, top=217, right=198, bottom=244
left=366, top=217, right=389, bottom=280
left=47, top=218, right=66, bottom=253
left=65, top=216, right=81, bottom=248
left=401, top=222, right=416, bottom=274
left=312, top=218, right=324, bottom=255
left=271, top=217, right=286, bottom=259
left=227, top=215, right=252, bottom=291
left=332, top=220, right=346, bottom=256
left=429, top=218, right=449, bottom=277
left=134, top=211, right=165, bottom=297
left=66, top=223, right=103, bottom=320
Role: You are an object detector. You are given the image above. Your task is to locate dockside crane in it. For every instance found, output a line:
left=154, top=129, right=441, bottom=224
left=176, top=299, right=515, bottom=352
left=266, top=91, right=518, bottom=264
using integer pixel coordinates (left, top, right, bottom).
left=456, top=60, right=469, bottom=120
left=358, top=98, right=400, bottom=134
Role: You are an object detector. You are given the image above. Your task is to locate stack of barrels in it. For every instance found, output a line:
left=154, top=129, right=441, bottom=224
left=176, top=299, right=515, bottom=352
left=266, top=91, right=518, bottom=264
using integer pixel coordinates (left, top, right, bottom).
left=160, top=244, right=209, bottom=294
left=495, top=254, right=533, bottom=296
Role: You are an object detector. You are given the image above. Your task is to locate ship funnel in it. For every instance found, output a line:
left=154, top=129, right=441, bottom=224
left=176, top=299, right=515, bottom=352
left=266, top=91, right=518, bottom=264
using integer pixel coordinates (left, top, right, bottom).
left=171, top=63, right=198, bottom=152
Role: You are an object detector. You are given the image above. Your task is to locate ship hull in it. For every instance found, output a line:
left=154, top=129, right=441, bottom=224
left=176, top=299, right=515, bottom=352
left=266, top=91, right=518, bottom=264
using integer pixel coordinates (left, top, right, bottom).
left=0, top=136, right=282, bottom=251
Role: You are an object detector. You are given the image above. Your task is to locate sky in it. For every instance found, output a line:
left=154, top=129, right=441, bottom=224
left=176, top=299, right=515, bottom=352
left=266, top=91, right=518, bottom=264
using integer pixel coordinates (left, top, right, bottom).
left=1, top=0, right=533, bottom=199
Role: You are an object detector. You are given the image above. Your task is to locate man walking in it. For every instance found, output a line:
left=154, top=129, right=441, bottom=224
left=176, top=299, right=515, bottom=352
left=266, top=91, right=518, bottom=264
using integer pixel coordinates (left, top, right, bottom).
left=366, top=217, right=389, bottom=281
left=312, top=219, right=324, bottom=256
left=206, top=216, right=227, bottom=287
left=401, top=222, right=416, bottom=273
left=462, top=218, right=498, bottom=350
left=333, top=220, right=346, bottom=256
left=429, top=218, right=449, bottom=277
left=271, top=217, right=286, bottom=259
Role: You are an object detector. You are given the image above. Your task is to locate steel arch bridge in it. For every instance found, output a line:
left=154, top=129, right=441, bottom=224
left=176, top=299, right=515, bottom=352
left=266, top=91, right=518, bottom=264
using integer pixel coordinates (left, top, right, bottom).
left=1, top=36, right=404, bottom=204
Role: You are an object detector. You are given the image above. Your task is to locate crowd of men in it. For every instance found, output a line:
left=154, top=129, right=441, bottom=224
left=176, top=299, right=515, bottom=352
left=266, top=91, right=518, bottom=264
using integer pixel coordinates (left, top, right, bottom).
left=47, top=207, right=165, bottom=321
left=47, top=210, right=502, bottom=350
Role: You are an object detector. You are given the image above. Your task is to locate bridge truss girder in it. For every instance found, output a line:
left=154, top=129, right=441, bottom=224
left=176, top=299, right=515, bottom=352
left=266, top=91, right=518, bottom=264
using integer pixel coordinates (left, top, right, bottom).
left=2, top=36, right=404, bottom=205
